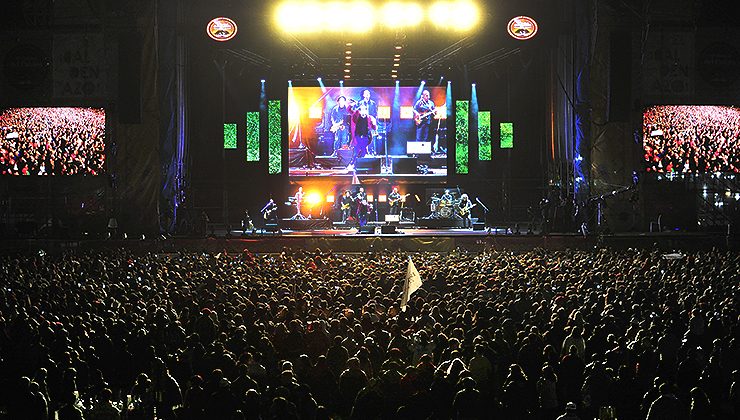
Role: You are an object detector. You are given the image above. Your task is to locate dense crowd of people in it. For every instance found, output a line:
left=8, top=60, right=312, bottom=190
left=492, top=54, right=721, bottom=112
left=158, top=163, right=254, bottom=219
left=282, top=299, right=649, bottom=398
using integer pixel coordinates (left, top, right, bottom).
left=0, top=247, right=738, bottom=419
left=643, top=105, right=740, bottom=173
left=0, top=107, right=106, bottom=176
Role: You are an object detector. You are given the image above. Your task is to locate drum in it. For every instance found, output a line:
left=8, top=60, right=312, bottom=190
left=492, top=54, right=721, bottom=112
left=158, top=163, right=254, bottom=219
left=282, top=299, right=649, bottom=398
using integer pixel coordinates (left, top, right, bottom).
left=439, top=206, right=453, bottom=218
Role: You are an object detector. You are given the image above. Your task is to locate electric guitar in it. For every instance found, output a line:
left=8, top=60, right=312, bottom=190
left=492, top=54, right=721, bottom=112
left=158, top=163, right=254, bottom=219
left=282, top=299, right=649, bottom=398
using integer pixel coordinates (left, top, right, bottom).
left=330, top=121, right=345, bottom=133
left=389, top=194, right=410, bottom=207
left=458, top=203, right=477, bottom=216
left=341, top=203, right=351, bottom=211
left=414, top=109, right=436, bottom=125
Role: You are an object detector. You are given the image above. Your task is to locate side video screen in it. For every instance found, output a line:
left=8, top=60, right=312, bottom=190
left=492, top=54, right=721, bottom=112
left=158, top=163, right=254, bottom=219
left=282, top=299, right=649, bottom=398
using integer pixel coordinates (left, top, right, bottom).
left=643, top=105, right=740, bottom=173
left=0, top=107, right=106, bottom=176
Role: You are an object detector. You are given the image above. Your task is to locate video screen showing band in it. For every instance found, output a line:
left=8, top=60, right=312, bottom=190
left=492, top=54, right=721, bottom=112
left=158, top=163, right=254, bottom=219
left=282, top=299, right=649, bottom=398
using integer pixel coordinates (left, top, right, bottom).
left=0, top=107, right=106, bottom=176
left=643, top=105, right=740, bottom=173
left=288, top=86, right=447, bottom=178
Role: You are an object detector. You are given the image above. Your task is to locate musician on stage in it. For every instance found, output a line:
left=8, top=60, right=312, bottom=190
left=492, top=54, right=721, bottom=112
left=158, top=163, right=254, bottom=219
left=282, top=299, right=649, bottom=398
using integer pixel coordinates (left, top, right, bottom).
left=388, top=186, right=402, bottom=215
left=355, top=187, right=369, bottom=227
left=413, top=89, right=436, bottom=143
left=330, top=96, right=351, bottom=155
left=440, top=189, right=454, bottom=206
left=458, top=193, right=474, bottom=228
left=292, top=186, right=306, bottom=220
left=345, top=103, right=377, bottom=171
left=357, top=89, right=378, bottom=155
left=340, top=190, right=353, bottom=223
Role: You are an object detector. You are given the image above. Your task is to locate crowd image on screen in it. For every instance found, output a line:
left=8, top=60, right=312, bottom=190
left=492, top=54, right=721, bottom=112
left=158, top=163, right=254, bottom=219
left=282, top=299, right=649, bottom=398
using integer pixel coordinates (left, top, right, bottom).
left=643, top=105, right=740, bottom=173
left=0, top=248, right=738, bottom=420
left=0, top=107, right=106, bottom=176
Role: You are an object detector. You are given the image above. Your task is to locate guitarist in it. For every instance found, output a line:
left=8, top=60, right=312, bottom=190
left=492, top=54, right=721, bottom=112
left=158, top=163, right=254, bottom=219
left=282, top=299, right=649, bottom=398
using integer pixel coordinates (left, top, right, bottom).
left=330, top=96, right=350, bottom=155
left=458, top=193, right=475, bottom=228
left=413, top=89, right=436, bottom=143
left=388, top=187, right=401, bottom=215
left=340, top=190, right=353, bottom=223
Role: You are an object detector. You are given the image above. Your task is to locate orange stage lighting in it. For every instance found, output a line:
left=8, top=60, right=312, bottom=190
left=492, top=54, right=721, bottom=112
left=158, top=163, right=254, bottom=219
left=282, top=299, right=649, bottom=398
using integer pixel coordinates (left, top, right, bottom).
left=367, top=194, right=374, bottom=202
left=378, top=194, right=387, bottom=203
left=309, top=106, right=323, bottom=119
left=326, top=194, right=335, bottom=203
left=305, top=192, right=322, bottom=206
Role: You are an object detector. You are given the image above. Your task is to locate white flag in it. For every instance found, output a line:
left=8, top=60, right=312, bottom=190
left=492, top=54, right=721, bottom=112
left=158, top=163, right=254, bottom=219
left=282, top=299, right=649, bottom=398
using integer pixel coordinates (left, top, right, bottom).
left=400, top=256, right=422, bottom=311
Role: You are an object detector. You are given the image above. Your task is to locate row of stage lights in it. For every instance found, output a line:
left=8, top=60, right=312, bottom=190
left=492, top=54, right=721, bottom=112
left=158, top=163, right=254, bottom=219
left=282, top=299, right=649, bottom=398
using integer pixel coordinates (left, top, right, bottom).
left=274, top=1, right=481, bottom=34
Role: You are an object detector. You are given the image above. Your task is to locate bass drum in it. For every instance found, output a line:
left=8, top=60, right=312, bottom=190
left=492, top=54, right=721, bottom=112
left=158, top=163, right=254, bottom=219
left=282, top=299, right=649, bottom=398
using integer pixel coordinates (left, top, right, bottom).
left=439, top=206, right=453, bottom=218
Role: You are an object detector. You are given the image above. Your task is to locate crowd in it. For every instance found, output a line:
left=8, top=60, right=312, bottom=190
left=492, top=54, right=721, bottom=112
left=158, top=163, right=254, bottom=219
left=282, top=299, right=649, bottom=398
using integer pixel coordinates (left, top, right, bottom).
left=0, top=247, right=738, bottom=419
left=643, top=105, right=740, bottom=173
left=0, top=107, right=106, bottom=176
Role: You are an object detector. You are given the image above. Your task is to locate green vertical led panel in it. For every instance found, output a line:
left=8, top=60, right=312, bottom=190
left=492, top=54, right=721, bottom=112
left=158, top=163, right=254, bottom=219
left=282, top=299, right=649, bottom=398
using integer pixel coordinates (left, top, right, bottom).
left=245, top=111, right=260, bottom=162
left=268, top=100, right=282, bottom=174
left=478, top=111, right=491, bottom=161
left=500, top=122, right=514, bottom=149
left=223, top=123, right=237, bottom=149
left=455, top=100, right=469, bottom=174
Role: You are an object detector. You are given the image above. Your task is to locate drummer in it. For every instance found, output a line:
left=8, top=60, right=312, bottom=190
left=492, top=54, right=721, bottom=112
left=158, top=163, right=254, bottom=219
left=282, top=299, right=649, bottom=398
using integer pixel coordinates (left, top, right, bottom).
left=440, top=189, right=454, bottom=206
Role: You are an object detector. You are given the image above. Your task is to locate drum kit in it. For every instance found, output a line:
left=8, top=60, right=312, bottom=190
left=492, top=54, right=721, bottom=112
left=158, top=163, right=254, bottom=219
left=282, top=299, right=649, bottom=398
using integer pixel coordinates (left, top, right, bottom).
left=430, top=194, right=465, bottom=219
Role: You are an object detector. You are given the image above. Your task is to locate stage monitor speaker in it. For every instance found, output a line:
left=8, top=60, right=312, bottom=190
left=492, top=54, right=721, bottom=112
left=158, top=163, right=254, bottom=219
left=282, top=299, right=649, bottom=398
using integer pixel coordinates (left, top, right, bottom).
left=392, top=157, right=418, bottom=174
left=356, top=157, right=381, bottom=174
left=385, top=214, right=400, bottom=222
left=608, top=31, right=632, bottom=122
left=473, top=222, right=485, bottom=231
left=381, top=225, right=398, bottom=234
left=118, top=32, right=143, bottom=124
left=358, top=225, right=375, bottom=234
left=337, top=149, right=353, bottom=166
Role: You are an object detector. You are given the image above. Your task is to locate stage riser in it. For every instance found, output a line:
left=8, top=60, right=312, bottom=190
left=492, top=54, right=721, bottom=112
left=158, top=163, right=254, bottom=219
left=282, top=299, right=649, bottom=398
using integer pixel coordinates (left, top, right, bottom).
left=416, top=218, right=466, bottom=228
left=278, top=219, right=332, bottom=230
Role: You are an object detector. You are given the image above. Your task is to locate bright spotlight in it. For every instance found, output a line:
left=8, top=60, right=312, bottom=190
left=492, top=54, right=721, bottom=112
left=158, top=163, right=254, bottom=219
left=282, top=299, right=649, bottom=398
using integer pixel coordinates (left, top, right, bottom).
left=260, top=79, right=265, bottom=83
left=381, top=2, right=424, bottom=28
left=317, top=77, right=322, bottom=81
left=306, top=192, right=322, bottom=206
left=421, top=80, right=426, bottom=84
left=275, top=2, right=323, bottom=33
left=429, top=1, right=480, bottom=31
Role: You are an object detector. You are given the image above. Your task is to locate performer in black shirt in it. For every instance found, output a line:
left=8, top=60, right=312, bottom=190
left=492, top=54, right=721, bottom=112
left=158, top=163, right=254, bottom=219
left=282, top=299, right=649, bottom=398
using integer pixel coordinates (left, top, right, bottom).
left=413, top=89, right=436, bottom=143
left=388, top=187, right=401, bottom=215
left=340, top=190, right=353, bottom=223
left=357, top=89, right=378, bottom=155
left=346, top=103, right=377, bottom=170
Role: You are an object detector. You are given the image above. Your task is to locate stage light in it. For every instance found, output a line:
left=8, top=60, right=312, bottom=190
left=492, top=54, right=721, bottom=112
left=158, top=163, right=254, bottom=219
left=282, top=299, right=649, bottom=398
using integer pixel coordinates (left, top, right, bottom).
left=346, top=42, right=352, bottom=46
left=429, top=1, right=480, bottom=31
left=367, top=194, right=374, bottom=202
left=326, top=194, right=335, bottom=203
left=317, top=77, right=322, bottom=81
left=288, top=80, right=292, bottom=84
left=472, top=83, right=476, bottom=87
left=260, top=79, right=265, bottom=83
left=381, top=2, right=423, bottom=28
left=344, top=69, right=351, bottom=72
left=345, top=62, right=352, bottom=66
left=421, top=80, right=426, bottom=84
left=345, top=50, right=352, bottom=54
left=394, top=57, right=400, bottom=61
left=340, top=80, right=344, bottom=85
left=345, top=55, right=352, bottom=59
left=378, top=194, right=387, bottom=203
left=395, top=45, right=403, bottom=50
left=306, top=192, right=322, bottom=206
left=393, top=63, right=400, bottom=67
left=395, top=79, right=400, bottom=84
left=344, top=75, right=351, bottom=78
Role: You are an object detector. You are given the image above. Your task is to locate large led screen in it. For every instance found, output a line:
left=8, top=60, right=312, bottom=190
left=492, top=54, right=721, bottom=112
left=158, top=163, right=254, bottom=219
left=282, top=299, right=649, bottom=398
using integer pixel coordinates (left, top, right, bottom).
left=643, top=105, right=740, bottom=173
left=0, top=107, right=106, bottom=176
left=288, top=86, right=447, bottom=178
